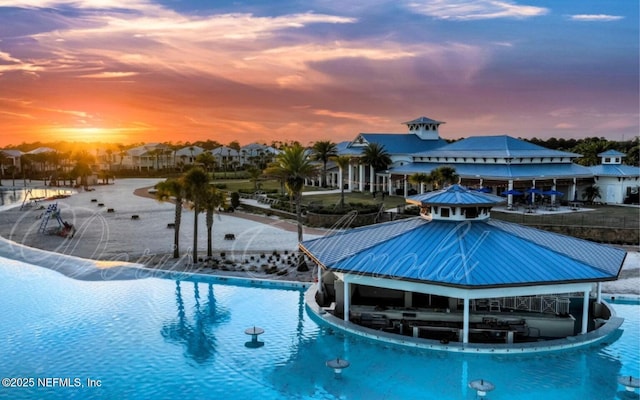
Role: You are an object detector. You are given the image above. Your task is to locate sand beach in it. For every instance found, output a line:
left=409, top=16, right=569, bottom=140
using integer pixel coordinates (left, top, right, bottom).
left=0, top=179, right=637, bottom=295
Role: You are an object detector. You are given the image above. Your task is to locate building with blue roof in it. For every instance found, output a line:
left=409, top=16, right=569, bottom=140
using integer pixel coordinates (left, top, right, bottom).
left=328, top=116, right=638, bottom=205
left=300, top=184, right=627, bottom=351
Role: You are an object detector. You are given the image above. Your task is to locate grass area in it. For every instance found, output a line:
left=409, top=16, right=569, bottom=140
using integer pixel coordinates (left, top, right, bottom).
left=215, top=178, right=638, bottom=230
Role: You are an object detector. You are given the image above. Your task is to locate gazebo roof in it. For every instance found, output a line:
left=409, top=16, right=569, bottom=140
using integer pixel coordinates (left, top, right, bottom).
left=300, top=217, right=626, bottom=289
left=406, top=184, right=505, bottom=206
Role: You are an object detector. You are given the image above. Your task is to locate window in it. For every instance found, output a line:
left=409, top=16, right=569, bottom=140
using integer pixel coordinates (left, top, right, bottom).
left=440, top=208, right=450, bottom=218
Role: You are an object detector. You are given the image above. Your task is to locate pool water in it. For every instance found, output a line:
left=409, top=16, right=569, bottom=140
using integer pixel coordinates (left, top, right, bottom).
left=0, top=188, right=71, bottom=209
left=0, top=259, right=638, bottom=400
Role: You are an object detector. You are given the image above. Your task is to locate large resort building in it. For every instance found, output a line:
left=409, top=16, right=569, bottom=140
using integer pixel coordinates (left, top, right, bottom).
left=324, top=116, right=639, bottom=205
left=300, top=184, right=628, bottom=352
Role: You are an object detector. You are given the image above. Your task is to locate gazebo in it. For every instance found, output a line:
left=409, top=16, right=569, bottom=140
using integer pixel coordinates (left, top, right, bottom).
left=300, top=185, right=627, bottom=351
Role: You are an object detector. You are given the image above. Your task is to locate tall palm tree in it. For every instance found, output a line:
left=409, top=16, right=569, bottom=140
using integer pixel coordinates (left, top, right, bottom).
left=196, top=152, right=216, bottom=173
left=156, top=177, right=186, bottom=258
left=184, top=167, right=210, bottom=263
left=332, top=155, right=351, bottom=209
left=264, top=144, right=318, bottom=243
left=361, top=143, right=392, bottom=192
left=203, top=186, right=226, bottom=259
left=311, top=140, right=337, bottom=187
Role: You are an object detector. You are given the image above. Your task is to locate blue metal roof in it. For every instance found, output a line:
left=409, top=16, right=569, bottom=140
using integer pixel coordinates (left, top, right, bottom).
left=597, top=149, right=626, bottom=157
left=390, top=161, right=594, bottom=179
left=402, top=116, right=444, bottom=125
left=406, top=184, right=505, bottom=206
left=413, top=135, right=581, bottom=159
left=589, top=164, right=640, bottom=177
left=300, top=218, right=626, bottom=288
left=354, top=134, right=448, bottom=154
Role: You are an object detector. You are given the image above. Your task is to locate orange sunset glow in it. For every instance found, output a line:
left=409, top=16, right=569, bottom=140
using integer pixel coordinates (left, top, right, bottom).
left=0, top=1, right=637, bottom=147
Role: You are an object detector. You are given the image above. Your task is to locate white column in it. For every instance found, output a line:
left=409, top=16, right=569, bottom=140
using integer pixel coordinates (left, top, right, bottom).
left=420, top=182, right=425, bottom=194
left=343, top=279, right=350, bottom=322
left=388, top=175, right=393, bottom=194
left=581, top=290, right=590, bottom=334
left=552, top=178, right=557, bottom=204
left=317, top=267, right=323, bottom=295
left=358, top=164, right=364, bottom=192
left=571, top=178, right=577, bottom=201
left=369, top=165, right=375, bottom=193
left=463, top=297, right=470, bottom=344
left=403, top=175, right=408, bottom=197
left=597, top=282, right=602, bottom=303
left=508, top=180, right=514, bottom=208
left=348, top=164, right=353, bottom=192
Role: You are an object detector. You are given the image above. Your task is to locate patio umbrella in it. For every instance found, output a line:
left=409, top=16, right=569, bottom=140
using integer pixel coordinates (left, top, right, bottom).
left=525, top=188, right=544, bottom=195
left=502, top=189, right=522, bottom=196
left=542, top=190, right=564, bottom=196
left=475, top=187, right=492, bottom=193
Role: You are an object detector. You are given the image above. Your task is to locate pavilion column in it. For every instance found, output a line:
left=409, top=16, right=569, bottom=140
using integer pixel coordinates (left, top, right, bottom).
left=348, top=164, right=354, bottom=191
left=343, top=278, right=351, bottom=322
left=571, top=178, right=577, bottom=201
left=597, top=282, right=602, bottom=303
left=370, top=165, right=375, bottom=193
left=581, top=290, right=590, bottom=334
left=507, top=180, right=514, bottom=208
left=552, top=178, right=557, bottom=204
left=420, top=183, right=425, bottom=194
left=403, top=175, right=408, bottom=197
left=358, top=164, right=364, bottom=192
left=388, top=175, right=393, bottom=195
left=462, top=297, right=470, bottom=344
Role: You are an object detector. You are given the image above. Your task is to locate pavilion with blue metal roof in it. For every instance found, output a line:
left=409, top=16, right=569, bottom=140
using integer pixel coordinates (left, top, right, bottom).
left=327, top=116, right=638, bottom=205
left=300, top=184, right=627, bottom=346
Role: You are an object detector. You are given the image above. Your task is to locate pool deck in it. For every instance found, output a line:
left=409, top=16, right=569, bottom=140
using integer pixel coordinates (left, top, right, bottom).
left=0, top=178, right=637, bottom=296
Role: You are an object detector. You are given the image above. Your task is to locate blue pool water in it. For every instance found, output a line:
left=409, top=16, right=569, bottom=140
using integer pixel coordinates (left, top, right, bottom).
left=0, top=259, right=638, bottom=400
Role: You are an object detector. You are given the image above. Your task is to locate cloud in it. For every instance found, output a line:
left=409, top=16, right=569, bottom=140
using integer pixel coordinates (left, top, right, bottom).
left=554, top=123, right=576, bottom=129
left=569, top=14, right=624, bottom=22
left=79, top=71, right=140, bottom=79
left=405, top=0, right=548, bottom=20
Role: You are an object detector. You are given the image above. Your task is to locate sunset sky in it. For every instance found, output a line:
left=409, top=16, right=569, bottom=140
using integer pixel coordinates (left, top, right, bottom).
left=0, top=0, right=638, bottom=147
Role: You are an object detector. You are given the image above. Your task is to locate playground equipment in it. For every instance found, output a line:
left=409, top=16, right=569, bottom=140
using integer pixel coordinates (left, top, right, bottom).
left=38, top=203, right=75, bottom=238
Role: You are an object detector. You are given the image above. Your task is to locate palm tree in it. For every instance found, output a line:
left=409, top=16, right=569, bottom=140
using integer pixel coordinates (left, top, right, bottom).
left=429, top=166, right=459, bottom=189
left=409, top=172, right=432, bottom=194
left=582, top=185, right=601, bottom=204
left=203, top=186, right=226, bottom=259
left=264, top=144, right=318, bottom=243
left=184, top=167, right=210, bottom=263
left=361, top=143, right=392, bottom=192
left=311, top=140, right=337, bottom=187
left=156, top=177, right=186, bottom=258
left=246, top=166, right=263, bottom=190
left=332, top=155, right=351, bottom=209
left=72, top=150, right=94, bottom=188
left=195, top=152, right=216, bottom=173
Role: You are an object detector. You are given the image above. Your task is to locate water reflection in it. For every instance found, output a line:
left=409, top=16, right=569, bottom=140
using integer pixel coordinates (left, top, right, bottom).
left=161, top=280, right=230, bottom=364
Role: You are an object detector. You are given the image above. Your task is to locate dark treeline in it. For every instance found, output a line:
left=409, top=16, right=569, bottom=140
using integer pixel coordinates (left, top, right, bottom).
left=524, top=136, right=639, bottom=166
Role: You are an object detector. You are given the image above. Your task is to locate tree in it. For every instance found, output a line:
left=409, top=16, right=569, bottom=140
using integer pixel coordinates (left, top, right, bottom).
left=264, top=144, right=318, bottom=243
left=409, top=172, right=432, bottom=193
left=311, top=140, right=337, bottom=187
left=582, top=185, right=601, bottom=204
left=246, top=166, right=263, bottom=190
left=429, top=166, right=459, bottom=189
left=156, top=178, right=186, bottom=258
left=332, top=155, right=351, bottom=209
left=72, top=150, right=94, bottom=188
left=195, top=152, right=216, bottom=173
left=203, top=186, right=226, bottom=258
left=184, top=167, right=210, bottom=263
left=572, top=138, right=610, bottom=166
left=361, top=143, right=392, bottom=192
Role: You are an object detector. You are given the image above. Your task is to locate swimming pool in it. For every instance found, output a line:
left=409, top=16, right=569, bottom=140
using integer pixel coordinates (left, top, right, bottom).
left=0, top=259, right=638, bottom=399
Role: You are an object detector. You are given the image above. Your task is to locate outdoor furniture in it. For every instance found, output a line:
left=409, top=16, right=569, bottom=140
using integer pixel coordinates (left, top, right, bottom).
left=224, top=233, right=236, bottom=240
